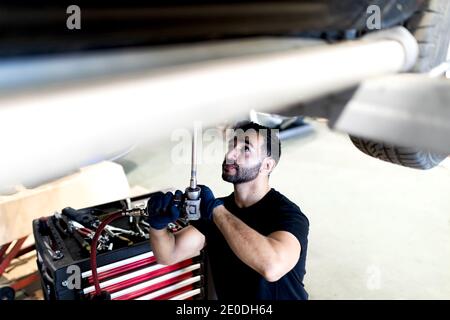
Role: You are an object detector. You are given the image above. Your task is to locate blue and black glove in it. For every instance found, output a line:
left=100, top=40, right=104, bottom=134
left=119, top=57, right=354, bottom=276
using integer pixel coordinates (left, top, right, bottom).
left=146, top=191, right=183, bottom=230
left=198, top=185, right=224, bottom=221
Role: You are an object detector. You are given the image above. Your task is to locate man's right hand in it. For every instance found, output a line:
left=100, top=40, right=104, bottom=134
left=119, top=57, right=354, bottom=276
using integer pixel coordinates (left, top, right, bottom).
left=146, top=191, right=182, bottom=230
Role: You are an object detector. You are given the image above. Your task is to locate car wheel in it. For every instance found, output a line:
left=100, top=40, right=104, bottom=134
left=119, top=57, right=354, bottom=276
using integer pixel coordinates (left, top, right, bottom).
left=349, top=0, right=450, bottom=169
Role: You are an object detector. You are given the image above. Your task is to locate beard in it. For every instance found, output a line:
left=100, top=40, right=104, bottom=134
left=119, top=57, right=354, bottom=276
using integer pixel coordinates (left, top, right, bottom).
left=221, top=159, right=262, bottom=184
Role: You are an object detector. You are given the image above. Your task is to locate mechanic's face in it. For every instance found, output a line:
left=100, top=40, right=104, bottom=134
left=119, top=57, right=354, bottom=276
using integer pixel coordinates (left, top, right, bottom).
left=222, top=131, right=265, bottom=184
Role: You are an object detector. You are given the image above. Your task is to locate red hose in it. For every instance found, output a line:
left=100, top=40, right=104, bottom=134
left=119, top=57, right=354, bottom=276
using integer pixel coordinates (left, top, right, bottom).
left=90, top=211, right=124, bottom=297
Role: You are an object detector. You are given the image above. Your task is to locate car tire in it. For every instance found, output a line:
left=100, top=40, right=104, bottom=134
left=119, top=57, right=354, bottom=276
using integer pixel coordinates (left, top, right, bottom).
left=349, top=0, right=450, bottom=169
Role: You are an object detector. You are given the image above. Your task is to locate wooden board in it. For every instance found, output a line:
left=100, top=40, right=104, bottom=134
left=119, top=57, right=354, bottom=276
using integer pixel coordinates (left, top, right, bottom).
left=0, top=161, right=130, bottom=244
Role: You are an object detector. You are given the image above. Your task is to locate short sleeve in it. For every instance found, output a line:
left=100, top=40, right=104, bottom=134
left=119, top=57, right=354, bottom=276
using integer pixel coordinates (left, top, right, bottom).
left=189, top=219, right=208, bottom=236
left=271, top=204, right=309, bottom=248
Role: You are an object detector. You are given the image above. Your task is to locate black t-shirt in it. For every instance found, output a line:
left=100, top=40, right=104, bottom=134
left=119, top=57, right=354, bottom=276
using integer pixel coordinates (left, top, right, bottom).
left=191, top=188, right=309, bottom=300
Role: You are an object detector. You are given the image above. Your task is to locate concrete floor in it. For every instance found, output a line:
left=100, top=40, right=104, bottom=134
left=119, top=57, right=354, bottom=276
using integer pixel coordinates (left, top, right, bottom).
left=119, top=120, right=450, bottom=300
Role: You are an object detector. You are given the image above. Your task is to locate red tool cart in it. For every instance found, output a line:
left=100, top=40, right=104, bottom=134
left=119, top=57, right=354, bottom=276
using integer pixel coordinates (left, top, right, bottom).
left=32, top=192, right=208, bottom=300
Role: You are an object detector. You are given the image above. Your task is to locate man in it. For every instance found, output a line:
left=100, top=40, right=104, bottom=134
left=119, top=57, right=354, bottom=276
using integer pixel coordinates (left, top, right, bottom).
left=147, top=121, right=309, bottom=300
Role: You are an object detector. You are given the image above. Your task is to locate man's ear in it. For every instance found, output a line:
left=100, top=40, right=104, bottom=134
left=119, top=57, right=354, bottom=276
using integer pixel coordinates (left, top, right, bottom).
left=262, top=157, right=276, bottom=175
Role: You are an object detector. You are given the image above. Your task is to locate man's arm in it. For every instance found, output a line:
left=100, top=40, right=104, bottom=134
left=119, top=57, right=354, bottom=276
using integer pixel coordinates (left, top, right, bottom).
left=213, top=205, right=301, bottom=282
left=149, top=225, right=205, bottom=265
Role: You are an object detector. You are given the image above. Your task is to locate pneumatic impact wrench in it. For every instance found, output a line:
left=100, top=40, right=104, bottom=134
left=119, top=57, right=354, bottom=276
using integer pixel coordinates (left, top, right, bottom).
left=174, top=127, right=201, bottom=221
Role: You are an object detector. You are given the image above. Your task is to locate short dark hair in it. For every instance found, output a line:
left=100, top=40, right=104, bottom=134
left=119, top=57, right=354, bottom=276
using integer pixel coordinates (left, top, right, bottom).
left=232, top=121, right=281, bottom=164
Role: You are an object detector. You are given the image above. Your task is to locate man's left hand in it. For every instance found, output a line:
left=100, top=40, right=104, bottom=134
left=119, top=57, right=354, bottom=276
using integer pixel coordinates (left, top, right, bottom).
left=198, top=185, right=224, bottom=221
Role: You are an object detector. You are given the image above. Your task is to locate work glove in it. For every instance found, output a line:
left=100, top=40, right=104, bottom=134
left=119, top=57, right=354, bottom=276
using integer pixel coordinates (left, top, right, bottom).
left=198, top=185, right=224, bottom=221
left=146, top=191, right=182, bottom=230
